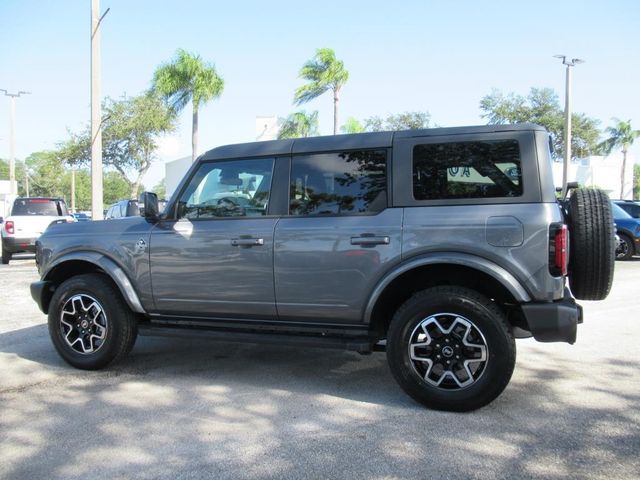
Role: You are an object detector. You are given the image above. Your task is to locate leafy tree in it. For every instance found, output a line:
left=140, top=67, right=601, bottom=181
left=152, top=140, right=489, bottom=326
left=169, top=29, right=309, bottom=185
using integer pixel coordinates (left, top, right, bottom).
left=152, top=178, right=167, bottom=200
left=479, top=87, right=601, bottom=159
left=0, top=157, right=26, bottom=195
left=294, top=48, right=349, bottom=135
left=278, top=111, right=320, bottom=139
left=634, top=164, right=640, bottom=200
left=104, top=171, right=135, bottom=205
left=152, top=49, right=224, bottom=161
left=364, top=111, right=432, bottom=132
left=598, top=119, right=640, bottom=198
left=58, top=93, right=176, bottom=200
left=340, top=117, right=365, bottom=134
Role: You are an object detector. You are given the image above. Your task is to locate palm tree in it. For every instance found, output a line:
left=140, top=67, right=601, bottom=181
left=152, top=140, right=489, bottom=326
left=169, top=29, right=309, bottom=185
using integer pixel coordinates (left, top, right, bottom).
left=152, top=49, right=224, bottom=161
left=294, top=48, right=349, bottom=135
left=277, top=111, right=320, bottom=139
left=599, top=119, right=640, bottom=198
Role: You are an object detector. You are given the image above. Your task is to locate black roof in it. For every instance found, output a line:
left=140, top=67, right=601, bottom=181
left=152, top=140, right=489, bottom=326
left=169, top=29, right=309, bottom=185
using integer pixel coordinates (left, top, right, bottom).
left=200, top=123, right=546, bottom=161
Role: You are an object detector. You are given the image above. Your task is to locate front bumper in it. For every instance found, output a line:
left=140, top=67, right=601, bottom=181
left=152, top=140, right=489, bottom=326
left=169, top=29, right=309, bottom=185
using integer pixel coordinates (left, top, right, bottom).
left=2, top=235, right=38, bottom=253
left=521, top=289, right=582, bottom=344
left=31, top=280, right=54, bottom=314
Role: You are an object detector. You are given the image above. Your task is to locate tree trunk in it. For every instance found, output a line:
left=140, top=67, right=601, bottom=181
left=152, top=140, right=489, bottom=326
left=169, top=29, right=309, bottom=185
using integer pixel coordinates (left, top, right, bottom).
left=621, top=148, right=627, bottom=199
left=192, top=102, right=198, bottom=162
left=333, top=89, right=340, bottom=135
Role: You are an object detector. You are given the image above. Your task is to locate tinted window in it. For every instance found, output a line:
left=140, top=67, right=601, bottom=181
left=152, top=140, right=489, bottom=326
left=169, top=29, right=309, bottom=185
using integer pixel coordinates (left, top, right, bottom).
left=11, top=198, right=68, bottom=216
left=290, top=150, right=387, bottom=215
left=413, top=140, right=522, bottom=200
left=178, top=158, right=274, bottom=219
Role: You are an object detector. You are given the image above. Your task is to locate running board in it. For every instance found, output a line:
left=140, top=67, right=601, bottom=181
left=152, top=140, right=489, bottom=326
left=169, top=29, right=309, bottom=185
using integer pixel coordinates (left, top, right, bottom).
left=137, top=323, right=378, bottom=353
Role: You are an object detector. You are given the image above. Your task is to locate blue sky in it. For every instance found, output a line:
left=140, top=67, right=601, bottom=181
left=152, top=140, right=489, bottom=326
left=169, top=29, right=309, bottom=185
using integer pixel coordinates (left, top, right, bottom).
left=1, top=0, right=639, bottom=188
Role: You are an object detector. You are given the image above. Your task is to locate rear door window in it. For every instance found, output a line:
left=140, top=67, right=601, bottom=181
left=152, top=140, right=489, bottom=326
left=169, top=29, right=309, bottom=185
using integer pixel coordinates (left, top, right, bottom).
left=289, top=149, right=387, bottom=216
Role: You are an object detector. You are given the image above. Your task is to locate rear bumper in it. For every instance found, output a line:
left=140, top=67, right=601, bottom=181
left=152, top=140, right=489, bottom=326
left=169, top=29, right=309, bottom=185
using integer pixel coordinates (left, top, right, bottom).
left=521, top=289, right=582, bottom=344
left=2, top=235, right=38, bottom=253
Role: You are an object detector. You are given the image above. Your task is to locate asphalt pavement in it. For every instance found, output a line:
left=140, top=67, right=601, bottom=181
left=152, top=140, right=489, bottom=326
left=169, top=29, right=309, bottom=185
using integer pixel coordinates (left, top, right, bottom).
left=1, top=255, right=639, bottom=480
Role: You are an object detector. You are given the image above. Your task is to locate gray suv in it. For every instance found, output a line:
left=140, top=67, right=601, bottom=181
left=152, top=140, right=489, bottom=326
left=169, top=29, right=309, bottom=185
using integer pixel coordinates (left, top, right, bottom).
left=30, top=124, right=615, bottom=411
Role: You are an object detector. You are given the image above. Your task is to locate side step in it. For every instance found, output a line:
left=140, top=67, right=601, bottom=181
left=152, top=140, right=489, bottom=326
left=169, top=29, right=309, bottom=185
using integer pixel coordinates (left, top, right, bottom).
left=137, top=323, right=379, bottom=353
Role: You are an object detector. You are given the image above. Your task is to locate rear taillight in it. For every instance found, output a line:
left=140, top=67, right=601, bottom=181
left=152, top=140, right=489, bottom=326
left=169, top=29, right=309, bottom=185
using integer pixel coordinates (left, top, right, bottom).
left=4, top=221, right=14, bottom=235
left=549, top=224, right=568, bottom=276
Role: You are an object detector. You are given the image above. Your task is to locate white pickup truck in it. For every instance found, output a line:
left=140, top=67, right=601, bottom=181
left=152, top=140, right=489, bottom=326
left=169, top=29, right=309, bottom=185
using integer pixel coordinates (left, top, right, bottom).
left=1, top=197, right=75, bottom=264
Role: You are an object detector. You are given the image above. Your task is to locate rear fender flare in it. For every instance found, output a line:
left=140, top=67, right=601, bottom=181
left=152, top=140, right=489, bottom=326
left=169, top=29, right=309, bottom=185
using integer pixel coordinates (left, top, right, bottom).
left=363, top=252, right=531, bottom=323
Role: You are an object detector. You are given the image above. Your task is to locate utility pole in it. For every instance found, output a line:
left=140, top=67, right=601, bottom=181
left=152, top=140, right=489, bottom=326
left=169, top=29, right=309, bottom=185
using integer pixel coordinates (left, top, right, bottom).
left=91, top=0, right=109, bottom=220
left=0, top=89, right=31, bottom=195
left=554, top=55, right=584, bottom=197
left=25, top=167, right=29, bottom=197
left=71, top=166, right=76, bottom=213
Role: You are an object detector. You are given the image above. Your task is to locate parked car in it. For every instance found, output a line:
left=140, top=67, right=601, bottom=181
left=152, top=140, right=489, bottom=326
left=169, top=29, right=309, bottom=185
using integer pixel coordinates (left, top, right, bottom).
left=1, top=197, right=75, bottom=264
left=72, top=212, right=91, bottom=222
left=31, top=124, right=616, bottom=411
left=612, top=202, right=640, bottom=260
left=105, top=199, right=167, bottom=219
left=613, top=199, right=640, bottom=219
left=105, top=199, right=140, bottom=219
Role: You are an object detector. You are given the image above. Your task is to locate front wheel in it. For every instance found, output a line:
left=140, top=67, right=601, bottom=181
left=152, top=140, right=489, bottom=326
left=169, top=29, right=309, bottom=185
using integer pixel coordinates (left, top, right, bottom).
left=387, top=286, right=516, bottom=412
left=48, top=273, right=138, bottom=370
left=616, top=234, right=634, bottom=260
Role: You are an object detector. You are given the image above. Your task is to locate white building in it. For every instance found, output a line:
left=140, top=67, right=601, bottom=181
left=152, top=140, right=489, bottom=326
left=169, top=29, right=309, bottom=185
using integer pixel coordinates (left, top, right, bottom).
left=0, top=181, right=17, bottom=219
left=551, top=152, right=635, bottom=199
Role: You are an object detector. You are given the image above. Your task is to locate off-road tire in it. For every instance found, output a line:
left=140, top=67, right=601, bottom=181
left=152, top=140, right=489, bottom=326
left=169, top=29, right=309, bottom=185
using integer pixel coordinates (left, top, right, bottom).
left=567, top=188, right=615, bottom=300
left=48, top=273, right=137, bottom=370
left=387, top=286, right=516, bottom=412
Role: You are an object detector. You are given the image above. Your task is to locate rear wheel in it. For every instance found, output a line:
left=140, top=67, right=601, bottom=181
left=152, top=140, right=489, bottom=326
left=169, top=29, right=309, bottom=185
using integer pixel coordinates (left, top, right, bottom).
left=387, top=286, right=515, bottom=412
left=48, top=273, right=137, bottom=370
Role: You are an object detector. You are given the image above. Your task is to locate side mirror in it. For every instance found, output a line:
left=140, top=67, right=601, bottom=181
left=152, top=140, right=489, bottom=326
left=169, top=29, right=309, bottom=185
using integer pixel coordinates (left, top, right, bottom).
left=139, top=192, right=159, bottom=222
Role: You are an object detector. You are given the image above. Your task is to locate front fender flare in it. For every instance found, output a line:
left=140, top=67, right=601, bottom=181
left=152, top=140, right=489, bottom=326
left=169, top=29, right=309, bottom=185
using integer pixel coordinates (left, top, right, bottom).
left=42, top=251, right=146, bottom=314
left=363, top=252, right=532, bottom=323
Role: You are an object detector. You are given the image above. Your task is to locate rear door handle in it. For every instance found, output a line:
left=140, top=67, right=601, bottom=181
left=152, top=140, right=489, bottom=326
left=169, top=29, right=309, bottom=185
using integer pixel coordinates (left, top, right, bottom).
left=231, top=238, right=264, bottom=247
left=350, top=235, right=390, bottom=246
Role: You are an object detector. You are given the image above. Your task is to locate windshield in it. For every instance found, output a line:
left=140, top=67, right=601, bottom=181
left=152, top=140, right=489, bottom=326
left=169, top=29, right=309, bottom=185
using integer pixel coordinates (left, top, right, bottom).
left=611, top=202, right=632, bottom=219
left=11, top=198, right=68, bottom=216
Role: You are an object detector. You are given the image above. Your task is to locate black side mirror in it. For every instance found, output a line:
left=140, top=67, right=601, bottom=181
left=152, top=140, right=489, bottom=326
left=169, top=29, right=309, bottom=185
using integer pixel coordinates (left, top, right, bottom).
left=139, top=192, right=159, bottom=222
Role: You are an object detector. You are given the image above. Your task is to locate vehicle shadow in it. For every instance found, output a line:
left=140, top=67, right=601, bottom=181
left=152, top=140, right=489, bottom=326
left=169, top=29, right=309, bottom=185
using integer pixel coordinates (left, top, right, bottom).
left=1, top=325, right=639, bottom=479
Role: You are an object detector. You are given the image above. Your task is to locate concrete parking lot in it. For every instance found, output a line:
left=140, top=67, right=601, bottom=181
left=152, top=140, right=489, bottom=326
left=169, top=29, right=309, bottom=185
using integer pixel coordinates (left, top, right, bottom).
left=1, top=256, right=639, bottom=480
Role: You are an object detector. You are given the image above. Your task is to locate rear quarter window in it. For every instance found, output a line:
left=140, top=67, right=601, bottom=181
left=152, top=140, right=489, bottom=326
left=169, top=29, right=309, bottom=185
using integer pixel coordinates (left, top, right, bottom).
left=413, top=140, right=522, bottom=200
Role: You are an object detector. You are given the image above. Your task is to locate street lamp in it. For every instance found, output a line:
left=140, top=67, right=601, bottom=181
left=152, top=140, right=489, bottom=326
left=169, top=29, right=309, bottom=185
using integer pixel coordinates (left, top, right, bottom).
left=553, top=55, right=584, bottom=197
left=0, top=89, right=31, bottom=195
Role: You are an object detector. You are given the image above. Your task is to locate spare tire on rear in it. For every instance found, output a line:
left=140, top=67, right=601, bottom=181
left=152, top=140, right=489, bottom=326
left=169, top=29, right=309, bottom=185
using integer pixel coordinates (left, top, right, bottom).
left=567, top=188, right=615, bottom=300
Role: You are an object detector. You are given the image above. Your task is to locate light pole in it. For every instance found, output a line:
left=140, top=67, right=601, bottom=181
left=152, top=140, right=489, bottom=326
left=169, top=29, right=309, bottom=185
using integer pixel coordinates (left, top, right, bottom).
left=90, top=0, right=110, bottom=220
left=553, top=55, right=584, bottom=197
left=0, top=89, right=31, bottom=195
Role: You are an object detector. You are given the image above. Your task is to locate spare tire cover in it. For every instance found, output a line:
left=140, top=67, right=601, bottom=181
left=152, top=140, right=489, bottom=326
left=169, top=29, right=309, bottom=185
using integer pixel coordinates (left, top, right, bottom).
left=567, top=188, right=615, bottom=300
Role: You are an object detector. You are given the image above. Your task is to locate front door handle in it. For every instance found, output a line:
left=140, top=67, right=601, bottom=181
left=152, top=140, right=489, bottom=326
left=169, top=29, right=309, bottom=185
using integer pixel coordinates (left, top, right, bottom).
left=231, top=238, right=264, bottom=247
left=350, top=235, right=390, bottom=246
